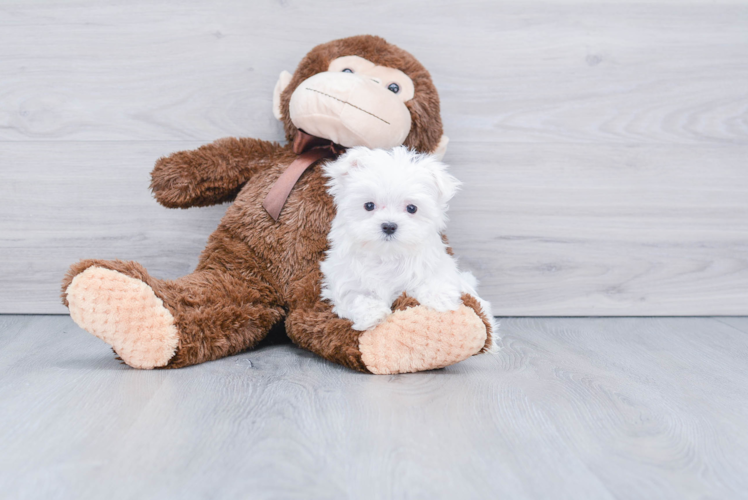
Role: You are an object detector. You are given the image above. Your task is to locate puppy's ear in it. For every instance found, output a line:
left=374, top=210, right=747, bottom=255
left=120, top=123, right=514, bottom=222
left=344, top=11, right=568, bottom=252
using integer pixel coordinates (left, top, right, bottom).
left=425, top=158, right=461, bottom=204
left=324, top=147, right=368, bottom=183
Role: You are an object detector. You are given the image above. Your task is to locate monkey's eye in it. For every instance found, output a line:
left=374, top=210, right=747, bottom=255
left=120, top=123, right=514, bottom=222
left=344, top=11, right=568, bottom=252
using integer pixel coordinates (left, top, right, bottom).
left=406, top=204, right=417, bottom=214
left=342, top=68, right=353, bottom=73
left=364, top=202, right=376, bottom=211
left=387, top=83, right=400, bottom=94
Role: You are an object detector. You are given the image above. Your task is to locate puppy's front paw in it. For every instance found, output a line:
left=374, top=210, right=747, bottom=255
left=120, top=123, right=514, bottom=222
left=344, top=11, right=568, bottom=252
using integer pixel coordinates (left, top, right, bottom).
left=343, top=295, right=393, bottom=331
left=350, top=306, right=391, bottom=331
left=414, top=289, right=461, bottom=313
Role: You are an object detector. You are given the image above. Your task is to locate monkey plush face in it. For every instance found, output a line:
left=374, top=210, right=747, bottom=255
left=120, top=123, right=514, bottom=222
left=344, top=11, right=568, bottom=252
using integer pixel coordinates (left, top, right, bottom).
left=290, top=56, right=415, bottom=150
left=273, top=35, right=448, bottom=158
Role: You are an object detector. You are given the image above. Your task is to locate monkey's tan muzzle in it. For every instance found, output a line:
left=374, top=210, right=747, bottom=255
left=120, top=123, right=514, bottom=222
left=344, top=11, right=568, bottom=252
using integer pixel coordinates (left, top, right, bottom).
left=289, top=72, right=412, bottom=150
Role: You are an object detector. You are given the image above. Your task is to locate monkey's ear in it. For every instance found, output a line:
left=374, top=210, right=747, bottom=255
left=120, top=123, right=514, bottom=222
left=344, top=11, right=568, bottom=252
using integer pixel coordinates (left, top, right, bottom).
left=432, top=135, right=449, bottom=161
left=272, top=70, right=293, bottom=120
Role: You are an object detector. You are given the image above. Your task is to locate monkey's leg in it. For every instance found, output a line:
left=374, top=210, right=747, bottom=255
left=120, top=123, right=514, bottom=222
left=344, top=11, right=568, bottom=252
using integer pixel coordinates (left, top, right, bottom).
left=62, top=259, right=284, bottom=369
left=285, top=294, right=493, bottom=375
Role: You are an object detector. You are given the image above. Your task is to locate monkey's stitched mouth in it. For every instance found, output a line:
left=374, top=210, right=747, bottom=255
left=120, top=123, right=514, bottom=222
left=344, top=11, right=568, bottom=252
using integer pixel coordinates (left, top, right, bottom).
left=305, top=88, right=390, bottom=125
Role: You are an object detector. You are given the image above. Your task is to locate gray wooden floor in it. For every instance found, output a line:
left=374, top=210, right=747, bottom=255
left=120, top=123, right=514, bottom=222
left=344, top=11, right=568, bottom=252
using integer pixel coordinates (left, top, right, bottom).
left=1, top=316, right=747, bottom=499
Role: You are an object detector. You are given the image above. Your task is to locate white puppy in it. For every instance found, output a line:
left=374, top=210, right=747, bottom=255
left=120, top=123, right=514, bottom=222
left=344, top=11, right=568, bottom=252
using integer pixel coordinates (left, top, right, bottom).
left=320, top=146, right=497, bottom=344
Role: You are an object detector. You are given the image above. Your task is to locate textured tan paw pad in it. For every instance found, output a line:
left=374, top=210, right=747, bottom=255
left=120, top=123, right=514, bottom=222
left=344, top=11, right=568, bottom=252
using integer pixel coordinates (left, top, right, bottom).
left=66, top=267, right=178, bottom=369
left=359, top=305, right=487, bottom=375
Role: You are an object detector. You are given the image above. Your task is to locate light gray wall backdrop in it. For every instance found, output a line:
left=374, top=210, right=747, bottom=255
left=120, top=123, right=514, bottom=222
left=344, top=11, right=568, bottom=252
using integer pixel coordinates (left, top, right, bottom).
left=1, top=0, right=747, bottom=314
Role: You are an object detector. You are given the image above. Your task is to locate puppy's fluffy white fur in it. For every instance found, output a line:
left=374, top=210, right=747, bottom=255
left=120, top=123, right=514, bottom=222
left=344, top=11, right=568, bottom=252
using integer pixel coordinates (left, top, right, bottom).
left=320, top=146, right=497, bottom=349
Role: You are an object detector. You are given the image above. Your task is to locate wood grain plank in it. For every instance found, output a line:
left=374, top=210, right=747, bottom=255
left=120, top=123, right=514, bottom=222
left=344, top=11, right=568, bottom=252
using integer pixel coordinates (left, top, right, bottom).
left=1, top=0, right=747, bottom=314
left=448, top=142, right=748, bottom=315
left=1, top=315, right=748, bottom=499
left=0, top=141, right=224, bottom=313
left=0, top=1, right=746, bottom=145
left=714, top=316, right=748, bottom=333
left=2, top=141, right=746, bottom=314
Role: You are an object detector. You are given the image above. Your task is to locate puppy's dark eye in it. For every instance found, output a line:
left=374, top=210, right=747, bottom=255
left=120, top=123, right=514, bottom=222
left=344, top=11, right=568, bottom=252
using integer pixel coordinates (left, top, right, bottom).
left=364, top=202, right=375, bottom=211
left=387, top=83, right=400, bottom=94
left=406, top=204, right=417, bottom=214
left=342, top=68, right=353, bottom=73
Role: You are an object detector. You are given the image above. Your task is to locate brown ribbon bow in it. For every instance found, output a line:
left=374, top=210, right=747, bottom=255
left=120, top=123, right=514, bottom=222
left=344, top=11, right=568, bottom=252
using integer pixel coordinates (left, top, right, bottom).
left=262, top=130, right=345, bottom=221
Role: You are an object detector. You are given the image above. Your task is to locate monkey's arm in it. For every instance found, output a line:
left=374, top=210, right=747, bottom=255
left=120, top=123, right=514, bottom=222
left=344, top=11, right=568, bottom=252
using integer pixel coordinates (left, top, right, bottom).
left=150, top=137, right=285, bottom=208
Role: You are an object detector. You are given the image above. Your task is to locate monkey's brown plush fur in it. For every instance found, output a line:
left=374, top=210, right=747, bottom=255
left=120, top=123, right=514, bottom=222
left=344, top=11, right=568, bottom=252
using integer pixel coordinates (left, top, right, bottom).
left=61, top=35, right=493, bottom=373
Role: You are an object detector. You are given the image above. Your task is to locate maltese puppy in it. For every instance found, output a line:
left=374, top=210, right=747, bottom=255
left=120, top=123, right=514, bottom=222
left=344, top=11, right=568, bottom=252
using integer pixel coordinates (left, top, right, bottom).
left=320, top=146, right=496, bottom=339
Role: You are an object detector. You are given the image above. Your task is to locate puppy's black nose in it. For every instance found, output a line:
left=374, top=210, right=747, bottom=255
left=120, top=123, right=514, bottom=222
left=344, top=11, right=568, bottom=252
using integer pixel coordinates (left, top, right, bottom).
left=381, top=222, right=398, bottom=235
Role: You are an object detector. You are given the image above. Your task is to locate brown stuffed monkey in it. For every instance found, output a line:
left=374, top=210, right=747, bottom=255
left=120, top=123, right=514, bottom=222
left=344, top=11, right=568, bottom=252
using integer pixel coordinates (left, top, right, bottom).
left=61, top=35, right=494, bottom=374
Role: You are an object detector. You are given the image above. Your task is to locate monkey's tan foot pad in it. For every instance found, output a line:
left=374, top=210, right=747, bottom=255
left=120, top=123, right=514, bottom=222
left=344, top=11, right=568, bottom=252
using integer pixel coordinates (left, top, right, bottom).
left=359, top=305, right=487, bottom=375
left=66, top=267, right=178, bottom=369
